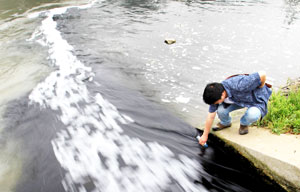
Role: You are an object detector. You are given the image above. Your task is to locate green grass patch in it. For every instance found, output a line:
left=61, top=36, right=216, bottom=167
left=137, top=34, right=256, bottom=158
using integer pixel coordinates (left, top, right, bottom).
left=259, top=88, right=300, bottom=135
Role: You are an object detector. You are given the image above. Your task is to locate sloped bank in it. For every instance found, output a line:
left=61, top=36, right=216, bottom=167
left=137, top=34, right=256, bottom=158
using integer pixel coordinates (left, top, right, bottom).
left=208, top=123, right=300, bottom=192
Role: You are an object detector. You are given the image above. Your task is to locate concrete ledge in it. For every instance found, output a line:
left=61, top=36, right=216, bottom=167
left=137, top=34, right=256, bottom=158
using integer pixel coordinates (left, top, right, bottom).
left=199, top=122, right=300, bottom=192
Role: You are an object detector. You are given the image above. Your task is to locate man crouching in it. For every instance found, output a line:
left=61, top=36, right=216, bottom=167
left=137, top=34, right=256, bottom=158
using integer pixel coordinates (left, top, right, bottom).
left=199, top=71, right=272, bottom=146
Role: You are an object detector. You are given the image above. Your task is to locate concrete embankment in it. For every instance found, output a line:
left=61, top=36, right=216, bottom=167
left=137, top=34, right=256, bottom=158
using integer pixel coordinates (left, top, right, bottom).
left=199, top=122, right=300, bottom=192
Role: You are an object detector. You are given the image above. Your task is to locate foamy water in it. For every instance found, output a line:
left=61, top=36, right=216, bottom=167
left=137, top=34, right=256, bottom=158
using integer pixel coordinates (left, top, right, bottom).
left=28, top=3, right=205, bottom=191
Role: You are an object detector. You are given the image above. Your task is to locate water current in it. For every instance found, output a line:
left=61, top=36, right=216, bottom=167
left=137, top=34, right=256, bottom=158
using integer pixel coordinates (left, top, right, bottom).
left=1, top=0, right=299, bottom=191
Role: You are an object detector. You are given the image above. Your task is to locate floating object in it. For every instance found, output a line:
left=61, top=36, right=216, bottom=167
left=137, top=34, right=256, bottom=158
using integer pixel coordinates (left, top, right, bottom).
left=164, top=39, right=176, bottom=45
left=196, top=135, right=208, bottom=148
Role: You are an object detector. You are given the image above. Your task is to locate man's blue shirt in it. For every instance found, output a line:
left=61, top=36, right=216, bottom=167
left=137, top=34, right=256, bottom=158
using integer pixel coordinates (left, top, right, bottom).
left=209, top=72, right=272, bottom=117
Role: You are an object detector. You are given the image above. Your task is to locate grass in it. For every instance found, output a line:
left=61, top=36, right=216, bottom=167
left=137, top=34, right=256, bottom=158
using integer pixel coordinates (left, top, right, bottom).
left=258, top=88, right=300, bottom=135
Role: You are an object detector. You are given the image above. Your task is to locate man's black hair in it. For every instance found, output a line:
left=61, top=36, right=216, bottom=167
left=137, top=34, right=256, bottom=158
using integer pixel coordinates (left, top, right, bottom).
left=203, top=82, right=225, bottom=105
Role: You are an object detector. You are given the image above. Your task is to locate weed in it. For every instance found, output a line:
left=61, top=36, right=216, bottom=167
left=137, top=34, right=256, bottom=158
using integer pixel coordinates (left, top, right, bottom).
left=259, top=88, right=300, bottom=134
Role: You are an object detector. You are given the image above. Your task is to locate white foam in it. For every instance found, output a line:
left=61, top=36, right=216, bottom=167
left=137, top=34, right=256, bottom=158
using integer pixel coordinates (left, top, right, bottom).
left=175, top=95, right=191, bottom=104
left=27, top=0, right=97, bottom=19
left=28, top=3, right=205, bottom=192
left=192, top=66, right=201, bottom=70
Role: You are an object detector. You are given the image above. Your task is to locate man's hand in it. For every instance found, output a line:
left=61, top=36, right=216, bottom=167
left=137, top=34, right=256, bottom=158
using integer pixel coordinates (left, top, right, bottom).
left=199, top=112, right=216, bottom=146
left=258, top=71, right=266, bottom=88
left=199, top=134, right=208, bottom=146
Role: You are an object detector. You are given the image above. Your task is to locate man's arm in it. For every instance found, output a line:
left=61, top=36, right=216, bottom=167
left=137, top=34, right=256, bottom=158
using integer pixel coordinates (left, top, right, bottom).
left=199, top=112, right=216, bottom=146
left=258, top=71, right=266, bottom=88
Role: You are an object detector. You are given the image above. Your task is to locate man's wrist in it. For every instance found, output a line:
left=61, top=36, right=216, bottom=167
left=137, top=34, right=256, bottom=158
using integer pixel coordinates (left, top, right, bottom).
left=203, top=130, right=209, bottom=137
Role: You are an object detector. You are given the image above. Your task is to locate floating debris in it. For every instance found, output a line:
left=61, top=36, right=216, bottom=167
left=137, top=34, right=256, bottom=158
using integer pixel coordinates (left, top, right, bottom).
left=164, top=39, right=176, bottom=45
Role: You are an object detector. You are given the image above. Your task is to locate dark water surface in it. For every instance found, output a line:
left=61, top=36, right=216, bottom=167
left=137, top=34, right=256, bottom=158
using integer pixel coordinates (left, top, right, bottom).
left=1, top=0, right=299, bottom=191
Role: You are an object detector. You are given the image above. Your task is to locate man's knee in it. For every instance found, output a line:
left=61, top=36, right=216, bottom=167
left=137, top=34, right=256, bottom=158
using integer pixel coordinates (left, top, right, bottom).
left=246, top=107, right=261, bottom=122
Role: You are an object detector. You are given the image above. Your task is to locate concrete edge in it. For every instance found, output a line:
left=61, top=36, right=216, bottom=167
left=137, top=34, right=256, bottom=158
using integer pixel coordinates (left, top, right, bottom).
left=215, top=133, right=300, bottom=192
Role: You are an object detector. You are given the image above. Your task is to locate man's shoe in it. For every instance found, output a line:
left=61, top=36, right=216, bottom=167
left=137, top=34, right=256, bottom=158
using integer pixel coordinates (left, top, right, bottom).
left=212, top=122, right=232, bottom=131
left=239, top=125, right=249, bottom=135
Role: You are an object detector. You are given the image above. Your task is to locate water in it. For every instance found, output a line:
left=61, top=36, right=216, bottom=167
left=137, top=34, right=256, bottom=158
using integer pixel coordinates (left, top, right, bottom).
left=1, top=0, right=299, bottom=191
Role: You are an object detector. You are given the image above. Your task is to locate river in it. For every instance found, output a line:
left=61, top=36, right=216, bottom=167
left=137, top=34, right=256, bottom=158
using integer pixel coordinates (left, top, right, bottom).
left=1, top=0, right=299, bottom=191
